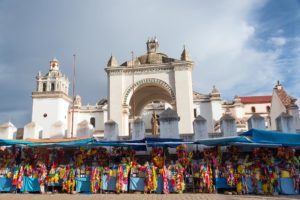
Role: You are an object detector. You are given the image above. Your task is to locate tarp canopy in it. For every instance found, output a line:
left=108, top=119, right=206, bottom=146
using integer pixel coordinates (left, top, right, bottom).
left=144, top=138, right=190, bottom=147
left=195, top=136, right=253, bottom=146
left=92, top=139, right=147, bottom=151
left=0, top=139, right=33, bottom=146
left=241, top=128, right=300, bottom=146
left=1, top=129, right=299, bottom=148
left=0, top=138, right=95, bottom=147
left=28, top=138, right=95, bottom=147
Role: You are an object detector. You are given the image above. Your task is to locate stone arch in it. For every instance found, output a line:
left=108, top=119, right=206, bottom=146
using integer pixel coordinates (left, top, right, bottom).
left=123, top=78, right=176, bottom=106
left=134, top=92, right=174, bottom=116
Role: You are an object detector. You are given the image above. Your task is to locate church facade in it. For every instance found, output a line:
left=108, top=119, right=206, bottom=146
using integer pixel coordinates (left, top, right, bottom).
left=1, top=39, right=299, bottom=140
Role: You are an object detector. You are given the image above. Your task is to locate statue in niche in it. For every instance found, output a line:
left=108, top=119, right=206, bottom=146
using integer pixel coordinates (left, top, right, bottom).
left=151, top=112, right=159, bottom=135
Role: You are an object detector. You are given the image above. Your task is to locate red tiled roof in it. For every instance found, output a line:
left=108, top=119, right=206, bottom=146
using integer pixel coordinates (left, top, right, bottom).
left=240, top=96, right=272, bottom=104
left=275, top=88, right=293, bottom=107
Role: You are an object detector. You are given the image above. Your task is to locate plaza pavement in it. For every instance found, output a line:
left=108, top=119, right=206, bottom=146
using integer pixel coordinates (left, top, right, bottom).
left=0, top=194, right=300, bottom=200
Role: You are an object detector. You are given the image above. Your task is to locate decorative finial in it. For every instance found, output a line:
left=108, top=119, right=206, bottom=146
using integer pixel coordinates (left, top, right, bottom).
left=107, top=55, right=118, bottom=67
left=180, top=45, right=192, bottom=61
left=277, top=80, right=281, bottom=85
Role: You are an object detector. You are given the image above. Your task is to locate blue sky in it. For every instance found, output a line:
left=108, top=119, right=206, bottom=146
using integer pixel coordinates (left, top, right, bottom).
left=0, top=0, right=299, bottom=127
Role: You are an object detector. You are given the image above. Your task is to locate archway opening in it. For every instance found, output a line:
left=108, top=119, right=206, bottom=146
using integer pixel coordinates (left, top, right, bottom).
left=128, top=85, right=175, bottom=135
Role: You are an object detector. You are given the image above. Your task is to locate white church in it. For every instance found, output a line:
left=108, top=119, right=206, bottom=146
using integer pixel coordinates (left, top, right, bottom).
left=1, top=38, right=300, bottom=140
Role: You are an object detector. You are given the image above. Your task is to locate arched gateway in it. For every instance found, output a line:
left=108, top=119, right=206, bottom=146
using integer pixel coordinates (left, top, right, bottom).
left=105, top=38, right=194, bottom=136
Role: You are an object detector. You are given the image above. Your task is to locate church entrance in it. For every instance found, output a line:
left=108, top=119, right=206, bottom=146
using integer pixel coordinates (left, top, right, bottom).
left=106, top=38, right=194, bottom=137
left=128, top=83, right=175, bottom=136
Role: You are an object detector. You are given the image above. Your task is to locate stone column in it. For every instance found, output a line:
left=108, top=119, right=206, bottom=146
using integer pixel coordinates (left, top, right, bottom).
left=123, top=106, right=130, bottom=138
left=132, top=118, right=145, bottom=140
left=49, top=121, right=66, bottom=139
left=104, top=120, right=119, bottom=140
left=0, top=122, right=17, bottom=140
left=159, top=108, right=180, bottom=139
left=220, top=114, right=237, bottom=137
left=76, top=120, right=94, bottom=138
left=24, top=122, right=43, bottom=139
left=287, top=101, right=300, bottom=131
left=247, top=114, right=266, bottom=130
left=174, top=66, right=194, bottom=135
left=193, top=115, right=208, bottom=140
left=276, top=112, right=296, bottom=133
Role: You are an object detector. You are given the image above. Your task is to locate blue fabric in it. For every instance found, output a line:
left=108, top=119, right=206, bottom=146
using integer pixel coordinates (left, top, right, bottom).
left=241, top=129, right=300, bottom=146
left=0, top=177, right=15, bottom=192
left=279, top=178, right=299, bottom=195
left=156, top=176, right=163, bottom=194
left=0, top=138, right=95, bottom=147
left=129, top=177, right=144, bottom=191
left=93, top=140, right=147, bottom=151
left=215, top=178, right=233, bottom=189
left=21, top=176, right=40, bottom=192
left=145, top=138, right=188, bottom=148
left=76, top=177, right=91, bottom=192
left=245, top=177, right=262, bottom=194
left=28, top=138, right=95, bottom=147
left=0, top=139, right=33, bottom=146
left=168, top=180, right=175, bottom=193
left=195, top=136, right=252, bottom=146
left=147, top=141, right=194, bottom=147
left=102, top=175, right=116, bottom=191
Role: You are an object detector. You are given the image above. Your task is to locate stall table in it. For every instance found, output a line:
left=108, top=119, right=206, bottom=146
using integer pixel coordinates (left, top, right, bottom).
left=102, top=175, right=116, bottom=192
left=215, top=177, right=234, bottom=190
left=278, top=178, right=299, bottom=195
left=0, top=177, right=15, bottom=192
left=21, top=176, right=40, bottom=192
left=76, top=176, right=91, bottom=193
left=129, top=177, right=144, bottom=192
left=245, top=177, right=262, bottom=194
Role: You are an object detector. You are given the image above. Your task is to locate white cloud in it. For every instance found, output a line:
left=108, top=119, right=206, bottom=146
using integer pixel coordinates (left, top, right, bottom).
left=276, top=29, right=284, bottom=34
left=1, top=0, right=298, bottom=126
left=270, top=37, right=287, bottom=46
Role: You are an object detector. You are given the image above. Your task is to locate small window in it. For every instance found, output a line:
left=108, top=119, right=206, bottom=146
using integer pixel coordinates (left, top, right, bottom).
left=51, top=83, right=55, bottom=91
left=251, top=106, right=256, bottom=113
left=43, top=83, right=47, bottom=92
left=90, top=117, right=95, bottom=128
left=266, top=106, right=271, bottom=113
left=194, top=108, right=197, bottom=118
left=43, top=113, right=47, bottom=118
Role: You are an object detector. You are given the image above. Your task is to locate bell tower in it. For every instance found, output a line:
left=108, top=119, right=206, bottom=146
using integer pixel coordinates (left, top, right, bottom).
left=146, top=37, right=159, bottom=53
left=31, top=58, right=72, bottom=139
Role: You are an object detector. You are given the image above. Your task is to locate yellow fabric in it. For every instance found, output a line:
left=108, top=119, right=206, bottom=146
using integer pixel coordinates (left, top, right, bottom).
left=236, top=182, right=243, bottom=193
left=281, top=170, right=291, bottom=178
left=262, top=183, right=269, bottom=194
left=152, top=167, right=157, bottom=191
left=254, top=168, right=261, bottom=180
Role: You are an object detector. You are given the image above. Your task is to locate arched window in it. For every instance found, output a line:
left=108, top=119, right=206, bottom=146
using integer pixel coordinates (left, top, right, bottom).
left=90, top=117, right=95, bottom=128
left=251, top=106, right=256, bottom=113
left=51, top=83, right=55, bottom=91
left=43, top=83, right=47, bottom=92
left=266, top=106, right=271, bottom=113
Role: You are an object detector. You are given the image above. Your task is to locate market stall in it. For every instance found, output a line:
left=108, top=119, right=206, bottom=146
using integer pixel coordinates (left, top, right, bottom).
left=0, top=129, right=298, bottom=196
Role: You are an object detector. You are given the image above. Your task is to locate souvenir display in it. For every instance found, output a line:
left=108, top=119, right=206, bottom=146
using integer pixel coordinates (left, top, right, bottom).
left=116, top=158, right=130, bottom=193
left=0, top=144, right=298, bottom=195
left=151, top=147, right=164, bottom=169
left=91, top=166, right=103, bottom=193
left=176, top=145, right=193, bottom=168
left=143, top=162, right=157, bottom=193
